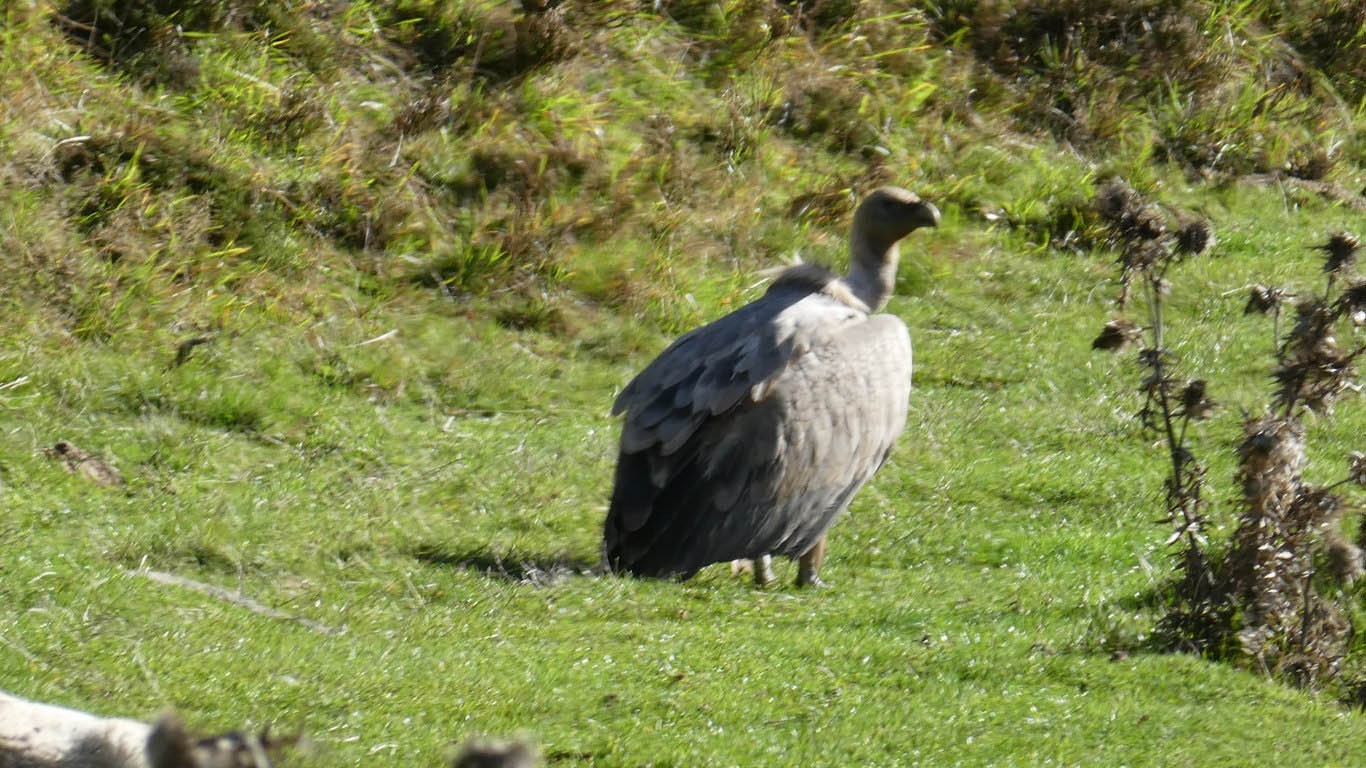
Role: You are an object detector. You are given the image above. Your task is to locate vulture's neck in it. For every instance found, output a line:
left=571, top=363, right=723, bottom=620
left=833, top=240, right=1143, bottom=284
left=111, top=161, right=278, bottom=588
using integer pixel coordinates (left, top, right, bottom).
left=842, top=229, right=900, bottom=313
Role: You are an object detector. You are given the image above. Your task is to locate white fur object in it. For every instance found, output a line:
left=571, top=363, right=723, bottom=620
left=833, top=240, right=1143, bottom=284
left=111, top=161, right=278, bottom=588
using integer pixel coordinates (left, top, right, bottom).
left=0, top=690, right=153, bottom=767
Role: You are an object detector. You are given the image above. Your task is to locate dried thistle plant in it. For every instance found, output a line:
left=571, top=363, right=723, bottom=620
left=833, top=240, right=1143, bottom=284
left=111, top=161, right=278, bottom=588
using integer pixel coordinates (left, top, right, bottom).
left=1181, top=230, right=1361, bottom=687
left=1093, top=195, right=1364, bottom=689
left=1090, top=180, right=1218, bottom=601
left=1213, top=232, right=1365, bottom=689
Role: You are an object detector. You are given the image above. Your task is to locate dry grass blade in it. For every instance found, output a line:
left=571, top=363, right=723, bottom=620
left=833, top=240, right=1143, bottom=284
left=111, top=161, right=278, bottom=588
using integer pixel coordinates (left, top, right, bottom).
left=130, top=569, right=343, bottom=637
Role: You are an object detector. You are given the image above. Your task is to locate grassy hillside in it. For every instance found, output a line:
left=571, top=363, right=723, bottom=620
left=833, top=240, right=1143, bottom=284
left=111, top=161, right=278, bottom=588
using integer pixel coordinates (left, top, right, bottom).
left=1, top=1, right=1363, bottom=765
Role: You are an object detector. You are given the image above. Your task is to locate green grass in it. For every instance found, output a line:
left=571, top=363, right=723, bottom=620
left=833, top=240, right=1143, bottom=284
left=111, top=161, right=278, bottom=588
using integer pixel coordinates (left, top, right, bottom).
left=2, top=1, right=1365, bottom=765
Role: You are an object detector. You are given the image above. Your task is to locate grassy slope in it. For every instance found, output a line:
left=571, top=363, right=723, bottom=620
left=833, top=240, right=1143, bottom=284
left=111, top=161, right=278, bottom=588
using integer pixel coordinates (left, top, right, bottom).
left=2, top=1, right=1364, bottom=765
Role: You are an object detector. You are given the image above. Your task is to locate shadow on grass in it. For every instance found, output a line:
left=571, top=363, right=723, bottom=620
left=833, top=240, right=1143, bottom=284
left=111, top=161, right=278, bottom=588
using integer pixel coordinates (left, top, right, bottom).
left=409, top=543, right=600, bottom=586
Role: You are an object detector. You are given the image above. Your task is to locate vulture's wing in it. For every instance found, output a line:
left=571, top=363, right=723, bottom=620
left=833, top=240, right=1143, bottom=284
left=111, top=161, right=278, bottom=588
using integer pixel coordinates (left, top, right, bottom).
left=612, top=283, right=864, bottom=455
left=606, top=288, right=912, bottom=579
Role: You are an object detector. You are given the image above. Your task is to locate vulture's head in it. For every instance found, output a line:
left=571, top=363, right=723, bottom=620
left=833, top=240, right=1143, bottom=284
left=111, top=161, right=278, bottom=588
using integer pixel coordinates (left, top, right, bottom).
left=854, top=187, right=940, bottom=251
left=841, top=186, right=938, bottom=311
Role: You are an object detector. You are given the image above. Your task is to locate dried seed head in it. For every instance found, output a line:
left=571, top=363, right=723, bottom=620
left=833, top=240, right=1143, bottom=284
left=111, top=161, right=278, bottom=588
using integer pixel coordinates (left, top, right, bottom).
left=1180, top=379, right=1205, bottom=406
left=1336, top=280, right=1366, bottom=315
left=1295, top=485, right=1344, bottom=529
left=1133, top=206, right=1167, bottom=241
left=1137, top=347, right=1166, bottom=368
left=1286, top=300, right=1338, bottom=359
left=1180, top=379, right=1215, bottom=420
left=1175, top=218, right=1215, bottom=255
left=1237, top=414, right=1307, bottom=512
left=1244, top=284, right=1286, bottom=315
left=1324, top=530, right=1365, bottom=586
left=1318, top=232, right=1360, bottom=275
left=1271, top=363, right=1305, bottom=413
left=1273, top=348, right=1358, bottom=415
left=1095, top=180, right=1142, bottom=226
left=1122, top=241, right=1166, bottom=272
left=1349, top=452, right=1366, bottom=487
left=147, top=714, right=296, bottom=768
left=1138, top=372, right=1162, bottom=398
left=1092, top=318, right=1143, bottom=351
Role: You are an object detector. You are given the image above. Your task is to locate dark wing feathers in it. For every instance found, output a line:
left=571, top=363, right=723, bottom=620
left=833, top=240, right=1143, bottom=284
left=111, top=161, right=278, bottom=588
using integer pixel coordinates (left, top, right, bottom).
left=605, top=293, right=912, bottom=579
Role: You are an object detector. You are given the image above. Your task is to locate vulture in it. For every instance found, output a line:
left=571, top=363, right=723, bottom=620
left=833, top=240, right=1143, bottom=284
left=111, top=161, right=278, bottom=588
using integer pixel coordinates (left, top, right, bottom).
left=603, top=186, right=939, bottom=586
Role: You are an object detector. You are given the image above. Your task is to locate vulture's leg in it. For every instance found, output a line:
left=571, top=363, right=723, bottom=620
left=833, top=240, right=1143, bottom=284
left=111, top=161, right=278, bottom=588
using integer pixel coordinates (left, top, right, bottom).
left=753, top=554, right=774, bottom=586
left=795, top=537, right=828, bottom=588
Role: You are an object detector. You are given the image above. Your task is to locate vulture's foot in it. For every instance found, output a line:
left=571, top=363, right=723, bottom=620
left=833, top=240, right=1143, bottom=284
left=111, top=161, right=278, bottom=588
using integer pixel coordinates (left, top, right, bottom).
left=795, top=538, right=828, bottom=588
left=730, top=556, right=776, bottom=586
